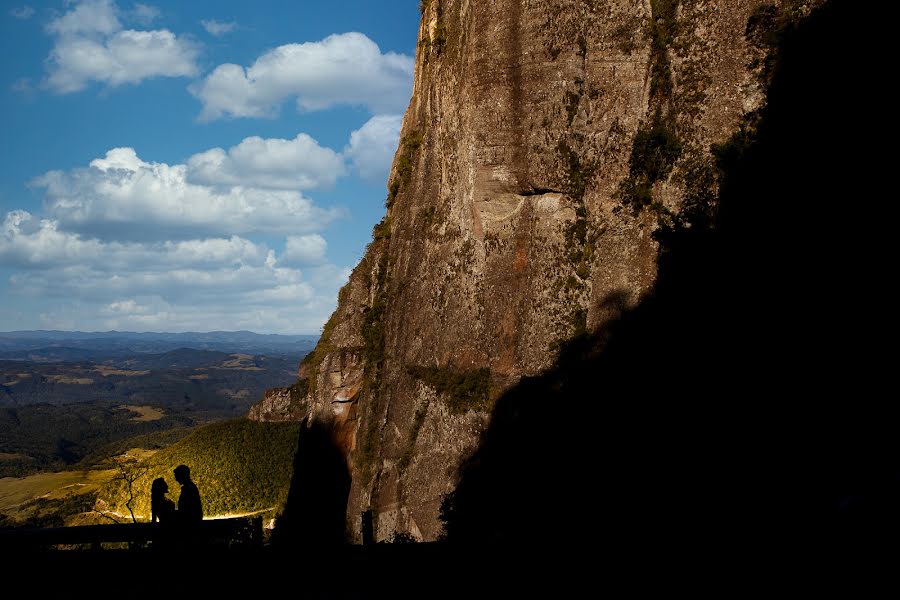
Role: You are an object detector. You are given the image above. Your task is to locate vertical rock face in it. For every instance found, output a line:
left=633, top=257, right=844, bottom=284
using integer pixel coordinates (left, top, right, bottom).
left=250, top=0, right=818, bottom=541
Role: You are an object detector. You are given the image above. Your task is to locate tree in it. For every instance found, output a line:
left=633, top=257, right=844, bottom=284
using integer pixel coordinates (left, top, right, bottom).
left=95, top=453, right=150, bottom=524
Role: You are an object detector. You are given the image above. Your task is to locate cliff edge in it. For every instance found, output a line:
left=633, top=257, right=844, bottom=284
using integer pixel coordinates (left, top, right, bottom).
left=250, top=0, right=821, bottom=541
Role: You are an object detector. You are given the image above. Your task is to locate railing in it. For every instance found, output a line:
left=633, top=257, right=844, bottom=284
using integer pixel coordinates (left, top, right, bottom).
left=0, top=516, right=263, bottom=551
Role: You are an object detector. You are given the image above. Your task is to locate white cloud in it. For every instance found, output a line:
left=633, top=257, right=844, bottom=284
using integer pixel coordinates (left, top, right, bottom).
left=46, top=0, right=120, bottom=36
left=1, top=210, right=270, bottom=271
left=187, top=133, right=345, bottom=190
left=201, top=19, right=236, bottom=37
left=43, top=0, right=199, bottom=93
left=249, top=283, right=315, bottom=305
left=282, top=234, right=327, bottom=266
left=190, top=32, right=413, bottom=121
left=1, top=210, right=104, bottom=268
left=31, top=147, right=341, bottom=240
left=46, top=29, right=199, bottom=93
left=2, top=209, right=351, bottom=334
left=13, top=264, right=348, bottom=334
left=345, top=114, right=403, bottom=185
left=82, top=292, right=341, bottom=334
left=13, top=263, right=293, bottom=300
left=10, top=5, right=35, bottom=20
left=102, top=299, right=152, bottom=315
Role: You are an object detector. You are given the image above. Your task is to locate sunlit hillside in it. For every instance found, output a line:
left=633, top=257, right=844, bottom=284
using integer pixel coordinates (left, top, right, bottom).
left=101, top=419, right=300, bottom=521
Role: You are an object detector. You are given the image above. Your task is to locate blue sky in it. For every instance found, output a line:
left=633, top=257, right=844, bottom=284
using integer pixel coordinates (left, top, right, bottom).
left=0, top=0, right=420, bottom=334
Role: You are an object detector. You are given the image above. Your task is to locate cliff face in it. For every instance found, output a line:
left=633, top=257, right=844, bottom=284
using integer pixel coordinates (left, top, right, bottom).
left=250, top=0, right=817, bottom=541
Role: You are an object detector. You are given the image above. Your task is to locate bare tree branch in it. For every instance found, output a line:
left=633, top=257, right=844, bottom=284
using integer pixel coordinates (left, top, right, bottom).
left=113, top=454, right=150, bottom=524
left=92, top=508, right=121, bottom=524
left=91, top=497, right=122, bottom=524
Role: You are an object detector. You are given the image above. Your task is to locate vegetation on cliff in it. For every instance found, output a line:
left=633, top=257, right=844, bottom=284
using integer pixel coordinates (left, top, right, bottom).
left=355, top=235, right=392, bottom=483
left=442, top=0, right=881, bottom=551
left=387, top=131, right=424, bottom=209
left=617, top=0, right=683, bottom=214
left=407, top=366, right=491, bottom=414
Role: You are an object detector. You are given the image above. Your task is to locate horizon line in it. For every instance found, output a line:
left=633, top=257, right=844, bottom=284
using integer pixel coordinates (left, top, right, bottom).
left=0, top=329, right=321, bottom=337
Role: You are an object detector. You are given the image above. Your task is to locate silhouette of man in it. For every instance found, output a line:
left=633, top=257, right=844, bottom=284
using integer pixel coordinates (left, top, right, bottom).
left=173, top=464, right=203, bottom=524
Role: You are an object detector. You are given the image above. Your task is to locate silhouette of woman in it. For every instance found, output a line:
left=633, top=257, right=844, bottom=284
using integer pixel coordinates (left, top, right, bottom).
left=150, top=478, right=176, bottom=524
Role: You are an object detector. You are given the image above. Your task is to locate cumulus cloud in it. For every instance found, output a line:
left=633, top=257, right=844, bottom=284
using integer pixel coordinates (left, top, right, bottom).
left=80, top=290, right=342, bottom=334
left=201, top=19, right=236, bottom=37
left=1, top=106, right=400, bottom=332
left=345, top=114, right=403, bottom=184
left=1, top=210, right=104, bottom=268
left=282, top=234, right=327, bottom=267
left=102, top=299, right=153, bottom=315
left=46, top=0, right=120, bottom=36
left=12, top=262, right=292, bottom=301
left=2, top=209, right=350, bottom=333
left=1, top=210, right=270, bottom=271
left=17, top=269, right=345, bottom=333
left=190, top=32, right=413, bottom=121
left=5, top=131, right=357, bottom=332
left=187, top=133, right=345, bottom=190
left=43, top=0, right=198, bottom=93
left=14, top=263, right=348, bottom=333
left=10, top=5, right=35, bottom=19
left=31, top=147, right=341, bottom=240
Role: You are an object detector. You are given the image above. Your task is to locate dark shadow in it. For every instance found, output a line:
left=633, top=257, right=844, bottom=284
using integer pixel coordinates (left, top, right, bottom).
left=441, top=0, right=890, bottom=558
left=174, top=464, right=203, bottom=525
left=271, top=417, right=351, bottom=549
left=150, top=477, right=176, bottom=525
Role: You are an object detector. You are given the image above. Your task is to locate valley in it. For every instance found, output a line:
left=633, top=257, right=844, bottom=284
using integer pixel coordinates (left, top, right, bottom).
left=0, top=331, right=310, bottom=529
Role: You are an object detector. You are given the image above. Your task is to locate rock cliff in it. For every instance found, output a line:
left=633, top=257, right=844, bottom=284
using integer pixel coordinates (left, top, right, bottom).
left=250, top=0, right=821, bottom=541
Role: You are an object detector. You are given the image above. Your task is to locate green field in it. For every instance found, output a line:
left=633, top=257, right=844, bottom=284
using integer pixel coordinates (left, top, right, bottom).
left=119, top=405, right=165, bottom=422
left=0, top=467, right=118, bottom=526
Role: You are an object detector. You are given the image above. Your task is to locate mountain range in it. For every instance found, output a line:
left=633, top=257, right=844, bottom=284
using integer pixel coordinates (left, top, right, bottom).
left=0, top=330, right=318, bottom=359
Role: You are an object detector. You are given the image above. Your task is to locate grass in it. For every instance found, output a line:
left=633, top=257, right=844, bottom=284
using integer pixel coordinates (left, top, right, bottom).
left=0, top=467, right=119, bottom=522
left=118, top=405, right=165, bottom=422
left=0, top=452, right=31, bottom=461
left=92, top=367, right=150, bottom=377
left=47, top=375, right=93, bottom=385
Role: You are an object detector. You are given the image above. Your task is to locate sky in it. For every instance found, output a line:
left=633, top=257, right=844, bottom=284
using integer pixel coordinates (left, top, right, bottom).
left=0, top=0, right=420, bottom=334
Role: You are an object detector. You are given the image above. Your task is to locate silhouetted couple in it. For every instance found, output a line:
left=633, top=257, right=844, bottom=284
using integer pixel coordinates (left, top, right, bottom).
left=150, top=464, right=203, bottom=528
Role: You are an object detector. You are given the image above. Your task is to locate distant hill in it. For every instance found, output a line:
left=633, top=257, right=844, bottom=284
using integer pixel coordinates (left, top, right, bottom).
left=101, top=419, right=300, bottom=520
left=0, top=330, right=318, bottom=359
left=0, top=348, right=298, bottom=409
left=0, top=346, right=303, bottom=477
